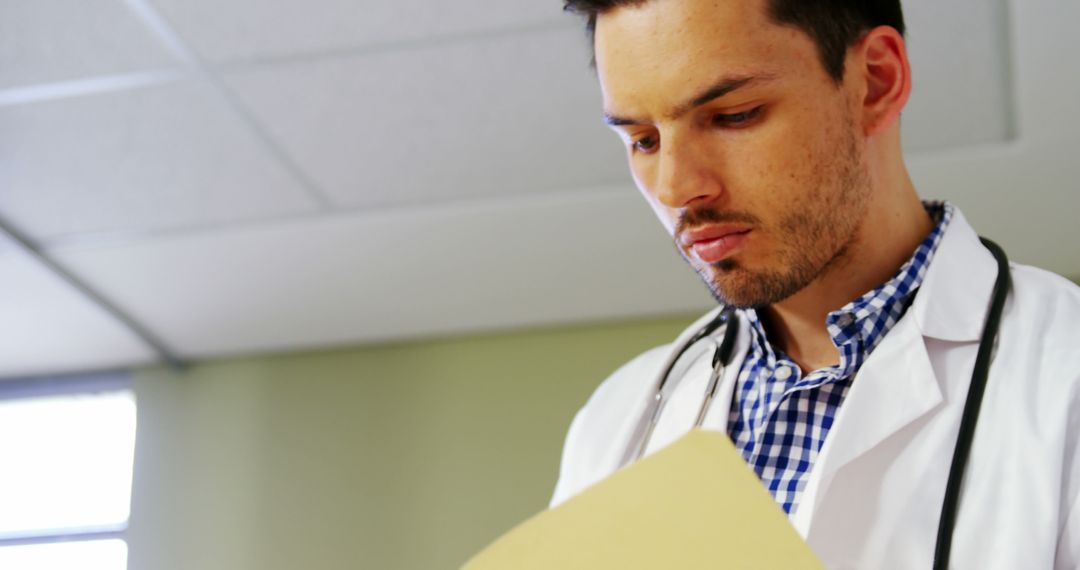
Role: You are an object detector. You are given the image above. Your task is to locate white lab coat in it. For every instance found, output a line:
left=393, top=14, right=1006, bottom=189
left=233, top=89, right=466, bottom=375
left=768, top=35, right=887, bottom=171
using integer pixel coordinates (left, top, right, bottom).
left=551, top=208, right=1080, bottom=569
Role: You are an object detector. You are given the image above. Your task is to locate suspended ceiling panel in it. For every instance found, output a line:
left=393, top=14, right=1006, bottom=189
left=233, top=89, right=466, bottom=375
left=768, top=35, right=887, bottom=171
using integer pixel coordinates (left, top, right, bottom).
left=52, top=190, right=713, bottom=357
left=222, top=26, right=630, bottom=210
left=0, top=235, right=156, bottom=377
left=0, top=0, right=178, bottom=89
left=902, top=0, right=1014, bottom=150
left=0, top=0, right=1076, bottom=378
left=0, top=80, right=321, bottom=242
left=911, top=144, right=1077, bottom=274
left=149, top=0, right=565, bottom=63
left=908, top=0, right=1080, bottom=274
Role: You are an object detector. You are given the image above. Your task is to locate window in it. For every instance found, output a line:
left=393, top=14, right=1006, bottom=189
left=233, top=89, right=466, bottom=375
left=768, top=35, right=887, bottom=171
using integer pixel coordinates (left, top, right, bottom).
left=0, top=373, right=136, bottom=570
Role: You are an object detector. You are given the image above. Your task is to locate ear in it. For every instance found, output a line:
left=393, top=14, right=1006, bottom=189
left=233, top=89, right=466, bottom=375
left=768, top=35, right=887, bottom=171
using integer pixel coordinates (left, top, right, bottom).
left=851, top=26, right=912, bottom=136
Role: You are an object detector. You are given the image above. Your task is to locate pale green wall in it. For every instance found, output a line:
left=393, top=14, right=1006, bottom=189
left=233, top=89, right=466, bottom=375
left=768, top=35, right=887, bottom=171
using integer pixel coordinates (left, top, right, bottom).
left=127, top=314, right=697, bottom=570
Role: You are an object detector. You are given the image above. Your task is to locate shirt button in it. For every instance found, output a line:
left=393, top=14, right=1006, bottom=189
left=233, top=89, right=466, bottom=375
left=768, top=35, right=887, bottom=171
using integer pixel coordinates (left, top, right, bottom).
left=775, top=366, right=792, bottom=381
left=837, top=313, right=855, bottom=327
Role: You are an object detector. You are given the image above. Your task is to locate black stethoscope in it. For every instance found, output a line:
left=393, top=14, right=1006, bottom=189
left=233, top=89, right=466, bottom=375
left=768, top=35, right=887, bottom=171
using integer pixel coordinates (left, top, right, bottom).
left=625, top=238, right=1010, bottom=570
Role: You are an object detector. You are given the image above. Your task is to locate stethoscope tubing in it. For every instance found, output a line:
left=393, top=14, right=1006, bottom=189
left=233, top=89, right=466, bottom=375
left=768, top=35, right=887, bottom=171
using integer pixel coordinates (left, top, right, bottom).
left=623, top=238, right=1010, bottom=570
left=932, top=237, right=1010, bottom=569
left=628, top=306, right=739, bottom=463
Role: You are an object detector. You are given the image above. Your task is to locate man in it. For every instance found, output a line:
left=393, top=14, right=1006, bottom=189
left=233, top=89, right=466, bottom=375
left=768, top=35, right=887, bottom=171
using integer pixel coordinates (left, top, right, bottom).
left=551, top=0, right=1080, bottom=567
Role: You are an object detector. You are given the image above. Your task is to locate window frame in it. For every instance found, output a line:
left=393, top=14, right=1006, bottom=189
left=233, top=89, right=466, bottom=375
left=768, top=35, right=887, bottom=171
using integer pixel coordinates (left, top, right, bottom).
left=0, top=371, right=134, bottom=550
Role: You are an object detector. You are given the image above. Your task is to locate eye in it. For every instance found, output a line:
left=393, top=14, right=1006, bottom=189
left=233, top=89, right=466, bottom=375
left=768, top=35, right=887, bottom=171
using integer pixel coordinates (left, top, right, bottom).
left=631, top=135, right=659, bottom=154
left=712, top=106, right=764, bottom=127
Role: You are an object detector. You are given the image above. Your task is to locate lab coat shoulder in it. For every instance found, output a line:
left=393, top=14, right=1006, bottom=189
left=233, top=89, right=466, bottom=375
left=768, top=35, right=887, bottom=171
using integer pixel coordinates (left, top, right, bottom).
left=794, top=216, right=1080, bottom=569
left=546, top=207, right=1080, bottom=566
left=1006, top=264, right=1080, bottom=568
left=1004, top=262, right=1080, bottom=461
left=550, top=307, right=732, bottom=506
left=1009, top=262, right=1080, bottom=354
left=920, top=255, right=1080, bottom=565
left=550, top=343, right=672, bottom=507
left=1007, top=264, right=1080, bottom=448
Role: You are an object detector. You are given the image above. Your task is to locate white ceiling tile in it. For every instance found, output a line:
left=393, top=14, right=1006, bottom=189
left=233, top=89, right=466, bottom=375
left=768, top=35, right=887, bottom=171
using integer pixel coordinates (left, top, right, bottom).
left=0, top=0, right=1073, bottom=378
left=0, top=0, right=178, bottom=89
left=0, top=79, right=322, bottom=241
left=222, top=27, right=631, bottom=210
left=151, top=0, right=565, bottom=63
left=0, top=246, right=157, bottom=378
left=910, top=0, right=1080, bottom=279
left=902, top=0, right=1013, bottom=151
left=911, top=137, right=1080, bottom=278
left=1010, top=0, right=1080, bottom=147
left=52, top=189, right=714, bottom=357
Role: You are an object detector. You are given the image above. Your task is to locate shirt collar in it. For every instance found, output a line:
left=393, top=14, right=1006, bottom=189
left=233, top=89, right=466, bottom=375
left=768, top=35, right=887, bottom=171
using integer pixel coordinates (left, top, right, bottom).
left=742, top=201, right=955, bottom=373
left=825, top=201, right=953, bottom=353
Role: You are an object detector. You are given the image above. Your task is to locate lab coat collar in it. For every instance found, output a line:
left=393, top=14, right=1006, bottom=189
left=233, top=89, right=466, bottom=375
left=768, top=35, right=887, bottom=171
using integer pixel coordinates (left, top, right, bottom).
left=791, top=206, right=997, bottom=537
left=910, top=208, right=998, bottom=342
left=790, top=308, right=942, bottom=537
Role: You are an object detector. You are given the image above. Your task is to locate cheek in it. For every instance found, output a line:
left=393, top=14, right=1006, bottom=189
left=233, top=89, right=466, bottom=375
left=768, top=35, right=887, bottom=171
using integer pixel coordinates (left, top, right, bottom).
left=731, top=109, right=839, bottom=203
left=724, top=132, right=803, bottom=207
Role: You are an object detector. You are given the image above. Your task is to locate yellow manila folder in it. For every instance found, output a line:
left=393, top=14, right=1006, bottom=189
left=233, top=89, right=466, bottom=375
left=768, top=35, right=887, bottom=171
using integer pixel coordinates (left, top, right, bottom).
left=464, top=429, right=824, bottom=569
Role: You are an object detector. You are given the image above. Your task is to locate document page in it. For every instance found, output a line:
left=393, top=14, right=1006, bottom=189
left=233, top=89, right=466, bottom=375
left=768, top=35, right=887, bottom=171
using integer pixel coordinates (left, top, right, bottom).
left=464, top=429, right=824, bottom=569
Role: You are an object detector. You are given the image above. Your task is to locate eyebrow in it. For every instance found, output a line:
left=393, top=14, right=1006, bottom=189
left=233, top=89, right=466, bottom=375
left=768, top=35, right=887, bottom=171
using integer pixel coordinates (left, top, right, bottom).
left=602, top=73, right=776, bottom=127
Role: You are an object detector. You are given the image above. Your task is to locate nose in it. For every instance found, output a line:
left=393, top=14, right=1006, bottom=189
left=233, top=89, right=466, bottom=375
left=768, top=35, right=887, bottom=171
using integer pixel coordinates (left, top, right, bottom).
left=654, top=134, right=724, bottom=209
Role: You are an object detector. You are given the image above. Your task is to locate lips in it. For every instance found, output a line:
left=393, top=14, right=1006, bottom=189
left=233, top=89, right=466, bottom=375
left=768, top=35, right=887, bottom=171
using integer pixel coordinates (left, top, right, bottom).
left=681, top=226, right=752, bottom=264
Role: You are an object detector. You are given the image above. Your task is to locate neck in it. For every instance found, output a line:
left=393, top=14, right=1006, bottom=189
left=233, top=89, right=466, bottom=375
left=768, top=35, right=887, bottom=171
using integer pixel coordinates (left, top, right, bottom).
left=762, top=136, right=933, bottom=373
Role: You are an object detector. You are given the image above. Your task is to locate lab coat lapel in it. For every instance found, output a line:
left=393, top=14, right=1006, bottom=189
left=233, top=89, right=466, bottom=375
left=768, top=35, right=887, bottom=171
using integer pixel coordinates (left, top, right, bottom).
left=791, top=208, right=998, bottom=538
left=790, top=311, right=942, bottom=536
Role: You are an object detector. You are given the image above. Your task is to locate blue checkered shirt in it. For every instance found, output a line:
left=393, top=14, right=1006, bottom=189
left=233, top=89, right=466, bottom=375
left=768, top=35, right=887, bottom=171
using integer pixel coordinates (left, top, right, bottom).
left=727, top=202, right=954, bottom=515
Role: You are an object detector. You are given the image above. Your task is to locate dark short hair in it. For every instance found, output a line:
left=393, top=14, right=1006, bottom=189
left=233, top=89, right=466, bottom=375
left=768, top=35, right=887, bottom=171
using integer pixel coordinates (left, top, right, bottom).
left=563, top=0, right=906, bottom=82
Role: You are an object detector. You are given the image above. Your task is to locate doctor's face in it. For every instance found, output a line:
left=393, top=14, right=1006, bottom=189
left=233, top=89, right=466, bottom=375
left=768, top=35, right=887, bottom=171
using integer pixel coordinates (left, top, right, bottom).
left=595, top=0, right=872, bottom=308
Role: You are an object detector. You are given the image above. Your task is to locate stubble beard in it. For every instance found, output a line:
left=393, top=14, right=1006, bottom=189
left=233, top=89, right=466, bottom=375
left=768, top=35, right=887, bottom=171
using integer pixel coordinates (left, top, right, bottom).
left=678, top=121, right=871, bottom=309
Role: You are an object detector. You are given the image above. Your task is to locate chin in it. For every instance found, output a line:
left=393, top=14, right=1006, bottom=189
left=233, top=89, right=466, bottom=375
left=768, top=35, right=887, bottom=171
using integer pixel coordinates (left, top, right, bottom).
left=700, top=261, right=807, bottom=309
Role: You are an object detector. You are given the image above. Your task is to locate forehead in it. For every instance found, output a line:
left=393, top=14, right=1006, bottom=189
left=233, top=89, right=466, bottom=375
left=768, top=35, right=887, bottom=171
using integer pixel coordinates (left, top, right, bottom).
left=594, top=0, right=819, bottom=115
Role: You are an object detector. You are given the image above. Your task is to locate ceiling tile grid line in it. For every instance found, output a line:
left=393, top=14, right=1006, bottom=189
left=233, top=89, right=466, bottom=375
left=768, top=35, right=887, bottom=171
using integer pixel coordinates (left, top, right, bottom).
left=1004, top=0, right=1033, bottom=144
left=212, top=17, right=578, bottom=72
left=0, top=16, right=578, bottom=109
left=0, top=0, right=179, bottom=89
left=30, top=131, right=1036, bottom=254
left=146, top=0, right=567, bottom=63
left=0, top=70, right=189, bottom=108
left=998, top=0, right=1020, bottom=141
left=217, top=25, right=632, bottom=211
left=0, top=17, right=576, bottom=110
left=120, top=0, right=200, bottom=66
left=0, top=0, right=1076, bottom=378
left=0, top=1, right=1056, bottom=243
left=49, top=189, right=714, bottom=358
left=120, top=0, right=338, bottom=209
left=0, top=214, right=178, bottom=374
left=37, top=183, right=637, bottom=253
left=0, top=79, right=325, bottom=240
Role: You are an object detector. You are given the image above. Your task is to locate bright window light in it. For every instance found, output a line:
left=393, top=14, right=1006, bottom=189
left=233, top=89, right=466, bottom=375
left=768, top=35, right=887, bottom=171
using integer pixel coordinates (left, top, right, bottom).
left=0, top=539, right=128, bottom=570
left=0, top=378, right=135, bottom=570
left=0, top=391, right=136, bottom=537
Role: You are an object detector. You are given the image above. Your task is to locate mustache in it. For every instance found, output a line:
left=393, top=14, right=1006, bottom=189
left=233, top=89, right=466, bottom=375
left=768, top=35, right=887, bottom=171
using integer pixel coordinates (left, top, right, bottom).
left=675, top=207, right=761, bottom=236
